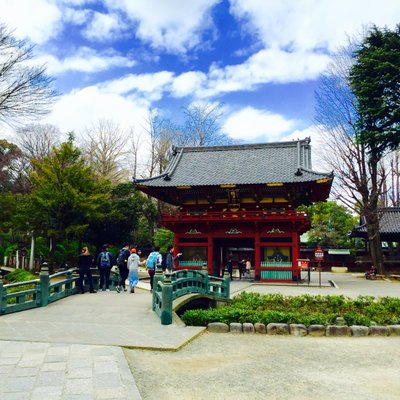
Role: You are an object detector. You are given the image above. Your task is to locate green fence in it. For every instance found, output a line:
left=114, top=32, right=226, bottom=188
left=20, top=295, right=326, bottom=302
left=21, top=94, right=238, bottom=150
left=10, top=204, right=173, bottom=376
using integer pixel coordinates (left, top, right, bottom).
left=152, top=268, right=230, bottom=325
left=0, top=266, right=119, bottom=315
left=260, top=269, right=293, bottom=280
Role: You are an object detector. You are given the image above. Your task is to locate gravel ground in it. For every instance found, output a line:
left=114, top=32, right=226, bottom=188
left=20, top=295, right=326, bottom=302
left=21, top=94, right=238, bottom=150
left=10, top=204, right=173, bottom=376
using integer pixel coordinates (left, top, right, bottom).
left=125, top=332, right=400, bottom=400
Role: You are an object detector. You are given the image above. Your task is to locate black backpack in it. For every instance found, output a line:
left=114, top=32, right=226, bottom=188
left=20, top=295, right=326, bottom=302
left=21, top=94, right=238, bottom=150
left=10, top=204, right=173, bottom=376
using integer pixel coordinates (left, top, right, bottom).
left=161, top=252, right=168, bottom=270
left=116, top=248, right=126, bottom=266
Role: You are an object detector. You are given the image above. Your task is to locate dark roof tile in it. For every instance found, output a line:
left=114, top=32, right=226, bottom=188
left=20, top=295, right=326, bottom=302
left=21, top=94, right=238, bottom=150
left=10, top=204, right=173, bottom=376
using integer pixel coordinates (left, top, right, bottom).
left=135, top=139, right=333, bottom=187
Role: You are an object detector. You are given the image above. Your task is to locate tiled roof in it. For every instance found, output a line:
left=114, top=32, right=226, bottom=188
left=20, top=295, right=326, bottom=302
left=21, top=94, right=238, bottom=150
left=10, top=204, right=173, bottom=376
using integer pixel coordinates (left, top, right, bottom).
left=134, top=139, right=333, bottom=187
left=351, top=208, right=400, bottom=238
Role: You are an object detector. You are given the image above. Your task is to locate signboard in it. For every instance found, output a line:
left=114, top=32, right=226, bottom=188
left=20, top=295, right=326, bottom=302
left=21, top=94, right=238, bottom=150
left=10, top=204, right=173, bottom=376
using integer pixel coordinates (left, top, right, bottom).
left=297, top=259, right=310, bottom=269
left=314, top=246, right=324, bottom=261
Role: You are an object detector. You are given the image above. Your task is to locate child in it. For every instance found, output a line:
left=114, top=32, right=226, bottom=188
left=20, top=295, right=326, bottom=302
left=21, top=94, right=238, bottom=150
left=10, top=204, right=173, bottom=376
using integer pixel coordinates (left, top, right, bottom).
left=127, top=249, right=146, bottom=293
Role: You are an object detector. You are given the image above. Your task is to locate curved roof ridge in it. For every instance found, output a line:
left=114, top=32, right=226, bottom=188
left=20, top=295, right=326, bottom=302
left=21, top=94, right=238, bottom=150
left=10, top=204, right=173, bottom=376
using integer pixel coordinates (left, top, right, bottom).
left=176, top=138, right=310, bottom=153
left=164, top=147, right=184, bottom=178
left=299, top=167, right=334, bottom=177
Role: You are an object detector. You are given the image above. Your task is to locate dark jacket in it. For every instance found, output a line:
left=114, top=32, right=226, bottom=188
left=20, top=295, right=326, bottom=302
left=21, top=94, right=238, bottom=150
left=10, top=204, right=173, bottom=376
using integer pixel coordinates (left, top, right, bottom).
left=78, top=254, right=93, bottom=270
left=166, top=252, right=179, bottom=270
left=118, top=248, right=131, bottom=267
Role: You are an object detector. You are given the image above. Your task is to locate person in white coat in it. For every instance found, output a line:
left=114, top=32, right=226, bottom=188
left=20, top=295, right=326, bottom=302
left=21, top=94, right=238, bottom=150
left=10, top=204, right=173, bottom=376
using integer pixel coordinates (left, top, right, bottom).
left=127, top=248, right=146, bottom=293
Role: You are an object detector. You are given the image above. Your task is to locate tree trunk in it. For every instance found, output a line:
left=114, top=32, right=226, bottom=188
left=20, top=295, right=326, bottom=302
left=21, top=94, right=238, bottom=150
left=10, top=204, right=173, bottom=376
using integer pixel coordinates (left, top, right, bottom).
left=366, top=216, right=385, bottom=275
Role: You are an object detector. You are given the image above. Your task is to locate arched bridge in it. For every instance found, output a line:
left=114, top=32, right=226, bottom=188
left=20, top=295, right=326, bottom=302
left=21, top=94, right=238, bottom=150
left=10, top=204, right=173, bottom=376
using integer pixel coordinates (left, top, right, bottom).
left=152, top=268, right=231, bottom=325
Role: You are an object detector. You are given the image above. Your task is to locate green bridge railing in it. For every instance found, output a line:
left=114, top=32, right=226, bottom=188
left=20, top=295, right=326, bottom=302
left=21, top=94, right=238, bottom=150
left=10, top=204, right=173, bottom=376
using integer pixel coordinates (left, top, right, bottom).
left=0, top=265, right=119, bottom=315
left=152, top=267, right=231, bottom=325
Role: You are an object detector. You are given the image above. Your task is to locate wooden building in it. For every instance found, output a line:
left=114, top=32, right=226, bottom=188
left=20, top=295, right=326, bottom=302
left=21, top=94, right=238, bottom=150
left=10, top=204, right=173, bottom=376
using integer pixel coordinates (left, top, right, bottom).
left=134, top=139, right=333, bottom=282
left=350, top=207, right=400, bottom=272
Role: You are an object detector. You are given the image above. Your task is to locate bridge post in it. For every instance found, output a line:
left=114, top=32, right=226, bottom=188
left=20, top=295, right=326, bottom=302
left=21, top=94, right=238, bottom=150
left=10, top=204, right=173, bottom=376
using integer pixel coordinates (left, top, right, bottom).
left=160, top=273, right=173, bottom=325
left=0, top=279, right=4, bottom=314
left=152, top=267, right=164, bottom=311
left=202, top=263, right=208, bottom=274
left=223, top=271, right=230, bottom=299
left=39, top=263, right=50, bottom=307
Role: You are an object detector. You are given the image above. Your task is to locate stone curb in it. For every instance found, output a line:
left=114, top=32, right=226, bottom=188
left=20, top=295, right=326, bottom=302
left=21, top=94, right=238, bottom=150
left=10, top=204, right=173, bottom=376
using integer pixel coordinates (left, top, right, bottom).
left=206, top=323, right=400, bottom=337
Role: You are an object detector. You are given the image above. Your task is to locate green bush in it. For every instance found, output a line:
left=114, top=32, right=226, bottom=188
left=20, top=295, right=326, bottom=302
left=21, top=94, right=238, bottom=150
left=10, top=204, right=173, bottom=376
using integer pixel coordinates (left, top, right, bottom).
left=4, top=269, right=37, bottom=283
left=181, top=293, right=400, bottom=327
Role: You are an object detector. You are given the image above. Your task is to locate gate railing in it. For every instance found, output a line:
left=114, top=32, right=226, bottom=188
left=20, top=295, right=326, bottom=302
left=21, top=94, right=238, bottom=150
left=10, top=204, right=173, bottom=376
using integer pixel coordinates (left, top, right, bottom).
left=152, top=267, right=230, bottom=325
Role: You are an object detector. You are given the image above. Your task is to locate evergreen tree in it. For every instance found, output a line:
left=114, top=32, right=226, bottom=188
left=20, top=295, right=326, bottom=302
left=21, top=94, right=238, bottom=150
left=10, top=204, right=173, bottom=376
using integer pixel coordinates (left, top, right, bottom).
left=28, top=136, right=110, bottom=255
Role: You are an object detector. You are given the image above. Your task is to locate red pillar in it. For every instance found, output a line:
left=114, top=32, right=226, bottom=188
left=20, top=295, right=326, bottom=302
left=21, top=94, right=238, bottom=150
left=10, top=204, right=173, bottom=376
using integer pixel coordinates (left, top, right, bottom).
left=207, top=230, right=213, bottom=275
left=174, top=232, right=180, bottom=269
left=292, top=231, right=300, bottom=280
left=255, top=226, right=261, bottom=281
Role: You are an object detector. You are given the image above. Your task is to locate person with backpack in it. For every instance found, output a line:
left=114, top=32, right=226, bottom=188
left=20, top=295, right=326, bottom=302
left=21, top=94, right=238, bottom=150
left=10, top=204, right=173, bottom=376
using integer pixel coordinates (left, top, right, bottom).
left=97, top=244, right=113, bottom=291
left=146, top=245, right=162, bottom=292
left=116, top=243, right=131, bottom=293
left=163, top=244, right=182, bottom=273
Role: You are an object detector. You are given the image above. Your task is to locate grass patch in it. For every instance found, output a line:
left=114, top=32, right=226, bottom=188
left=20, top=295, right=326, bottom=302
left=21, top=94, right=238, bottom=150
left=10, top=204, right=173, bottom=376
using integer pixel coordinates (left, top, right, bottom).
left=181, top=292, right=400, bottom=327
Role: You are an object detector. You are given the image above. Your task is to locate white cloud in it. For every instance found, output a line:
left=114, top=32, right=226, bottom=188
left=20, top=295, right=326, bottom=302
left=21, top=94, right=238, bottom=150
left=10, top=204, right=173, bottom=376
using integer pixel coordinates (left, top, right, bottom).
left=230, top=0, right=400, bottom=52
left=197, top=48, right=330, bottom=98
left=0, top=0, right=62, bottom=44
left=83, top=11, right=125, bottom=41
left=35, top=47, right=136, bottom=74
left=64, top=8, right=91, bottom=26
left=171, top=71, right=207, bottom=98
left=223, top=107, right=296, bottom=141
left=104, top=0, right=220, bottom=53
left=101, top=71, right=174, bottom=101
left=45, top=85, right=149, bottom=134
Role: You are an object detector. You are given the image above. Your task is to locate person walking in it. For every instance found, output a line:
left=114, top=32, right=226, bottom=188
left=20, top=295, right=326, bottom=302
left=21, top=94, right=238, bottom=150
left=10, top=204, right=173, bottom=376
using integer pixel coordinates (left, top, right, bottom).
left=165, top=244, right=182, bottom=273
left=245, top=259, right=252, bottom=279
left=226, top=258, right=233, bottom=281
left=238, top=259, right=246, bottom=280
left=97, top=245, right=113, bottom=291
left=146, top=246, right=162, bottom=292
left=127, top=248, right=146, bottom=293
left=116, top=243, right=131, bottom=293
left=77, top=247, right=96, bottom=293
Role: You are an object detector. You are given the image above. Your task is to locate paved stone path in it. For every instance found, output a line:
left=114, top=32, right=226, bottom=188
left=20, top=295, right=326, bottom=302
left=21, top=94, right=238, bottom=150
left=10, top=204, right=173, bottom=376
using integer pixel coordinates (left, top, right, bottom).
left=0, top=272, right=399, bottom=399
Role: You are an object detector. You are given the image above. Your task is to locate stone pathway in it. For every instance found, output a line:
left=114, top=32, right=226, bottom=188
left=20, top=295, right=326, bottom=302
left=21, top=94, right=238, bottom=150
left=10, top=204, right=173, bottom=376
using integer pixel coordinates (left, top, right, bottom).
left=0, top=341, right=141, bottom=400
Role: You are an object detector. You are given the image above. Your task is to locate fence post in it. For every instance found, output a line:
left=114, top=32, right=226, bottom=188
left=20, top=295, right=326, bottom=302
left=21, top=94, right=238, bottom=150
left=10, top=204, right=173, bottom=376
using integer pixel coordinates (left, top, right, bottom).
left=223, top=271, right=230, bottom=299
left=40, top=263, right=50, bottom=307
left=152, top=267, right=164, bottom=311
left=160, top=273, right=173, bottom=325
left=0, top=279, right=4, bottom=314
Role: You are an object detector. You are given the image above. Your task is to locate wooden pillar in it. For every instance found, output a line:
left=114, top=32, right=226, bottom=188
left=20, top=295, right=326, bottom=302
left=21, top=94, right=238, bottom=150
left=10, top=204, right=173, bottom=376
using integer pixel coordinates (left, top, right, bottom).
left=255, top=225, right=261, bottom=281
left=292, top=231, right=300, bottom=280
left=207, top=229, right=213, bottom=275
left=174, top=232, right=180, bottom=269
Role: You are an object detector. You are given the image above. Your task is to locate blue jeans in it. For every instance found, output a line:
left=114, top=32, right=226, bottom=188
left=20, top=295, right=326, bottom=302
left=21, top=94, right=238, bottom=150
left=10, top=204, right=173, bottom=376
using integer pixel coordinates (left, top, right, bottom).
left=99, top=267, right=111, bottom=289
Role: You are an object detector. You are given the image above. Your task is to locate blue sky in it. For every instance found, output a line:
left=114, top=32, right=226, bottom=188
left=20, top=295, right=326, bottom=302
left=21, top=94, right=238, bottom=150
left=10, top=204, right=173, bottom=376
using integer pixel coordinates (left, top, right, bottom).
left=1, top=0, right=400, bottom=146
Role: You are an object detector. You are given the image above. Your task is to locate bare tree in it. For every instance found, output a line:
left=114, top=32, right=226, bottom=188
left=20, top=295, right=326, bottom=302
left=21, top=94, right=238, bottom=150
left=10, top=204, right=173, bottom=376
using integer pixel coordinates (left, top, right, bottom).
left=315, top=40, right=387, bottom=274
left=0, top=22, right=56, bottom=127
left=128, top=127, right=141, bottom=180
left=81, top=119, right=128, bottom=184
left=16, top=123, right=61, bottom=162
left=182, top=102, right=230, bottom=146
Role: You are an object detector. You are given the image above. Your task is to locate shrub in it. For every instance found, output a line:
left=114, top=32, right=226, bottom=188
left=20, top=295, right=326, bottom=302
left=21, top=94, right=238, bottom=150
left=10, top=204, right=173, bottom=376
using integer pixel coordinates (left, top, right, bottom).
left=4, top=269, right=36, bottom=283
left=181, top=293, right=400, bottom=327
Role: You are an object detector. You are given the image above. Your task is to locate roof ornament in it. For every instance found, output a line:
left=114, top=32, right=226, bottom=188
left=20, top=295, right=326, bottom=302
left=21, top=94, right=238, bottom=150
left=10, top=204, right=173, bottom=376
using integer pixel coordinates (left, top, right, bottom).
left=295, top=168, right=303, bottom=176
left=165, top=145, right=177, bottom=161
left=164, top=174, right=171, bottom=181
